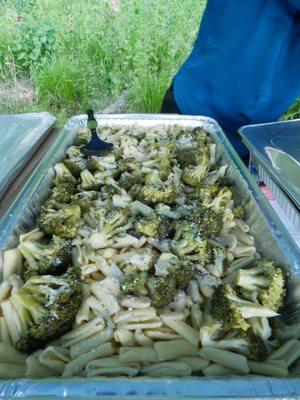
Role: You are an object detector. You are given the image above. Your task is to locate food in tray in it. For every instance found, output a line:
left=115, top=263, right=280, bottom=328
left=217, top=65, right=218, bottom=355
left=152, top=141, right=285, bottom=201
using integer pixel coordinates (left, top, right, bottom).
left=0, top=124, right=299, bottom=379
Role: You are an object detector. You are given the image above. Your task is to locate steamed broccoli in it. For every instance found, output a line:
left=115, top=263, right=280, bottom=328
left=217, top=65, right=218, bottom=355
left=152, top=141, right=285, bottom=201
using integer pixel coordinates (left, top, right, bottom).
left=135, top=216, right=161, bottom=237
left=170, top=221, right=201, bottom=257
left=66, top=145, right=83, bottom=158
left=89, top=209, right=132, bottom=249
left=154, top=253, right=193, bottom=289
left=192, top=127, right=211, bottom=145
left=64, top=157, right=87, bottom=178
left=207, top=187, right=233, bottom=211
left=175, top=145, right=208, bottom=168
left=121, top=271, right=148, bottom=296
left=185, top=207, right=223, bottom=238
left=79, top=170, right=102, bottom=191
left=38, top=202, right=81, bottom=238
left=239, top=329, right=268, bottom=361
left=135, top=215, right=172, bottom=239
left=51, top=183, right=76, bottom=203
left=9, top=267, right=82, bottom=353
left=211, top=284, right=278, bottom=331
left=199, top=320, right=267, bottom=361
left=18, top=236, right=72, bottom=280
left=118, top=171, right=144, bottom=191
left=142, top=157, right=171, bottom=180
left=130, top=171, right=178, bottom=205
left=115, top=247, right=159, bottom=272
left=54, top=163, right=77, bottom=187
left=181, top=163, right=210, bottom=186
left=71, top=190, right=98, bottom=212
left=235, top=259, right=286, bottom=312
left=147, top=276, right=177, bottom=308
left=74, top=128, right=91, bottom=146
left=86, top=154, right=116, bottom=173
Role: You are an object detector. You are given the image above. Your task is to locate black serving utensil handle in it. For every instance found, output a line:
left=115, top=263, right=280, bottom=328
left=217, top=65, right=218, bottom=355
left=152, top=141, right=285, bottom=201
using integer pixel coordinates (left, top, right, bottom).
left=82, top=109, right=113, bottom=156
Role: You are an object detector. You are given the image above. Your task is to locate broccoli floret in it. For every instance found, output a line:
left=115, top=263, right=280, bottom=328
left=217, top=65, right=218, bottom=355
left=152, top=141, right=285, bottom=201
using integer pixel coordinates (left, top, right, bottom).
left=171, top=221, right=200, bottom=257
left=51, top=183, right=77, bottom=203
left=115, top=158, right=140, bottom=178
left=185, top=207, right=223, bottom=238
left=192, top=127, right=211, bottom=145
left=130, top=173, right=178, bottom=205
left=135, top=184, right=178, bottom=205
left=116, top=247, right=159, bottom=272
left=89, top=209, right=132, bottom=249
left=171, top=259, right=193, bottom=289
left=64, top=157, right=87, bottom=178
left=71, top=191, right=98, bottom=212
left=135, top=216, right=161, bottom=237
left=66, top=145, right=83, bottom=158
left=211, top=284, right=278, bottom=332
left=235, top=259, right=286, bottom=312
left=101, top=183, right=121, bottom=200
left=74, top=128, right=91, bottom=146
left=18, top=236, right=72, bottom=280
left=121, top=271, right=148, bottom=296
left=86, top=154, right=116, bottom=173
left=9, top=267, right=82, bottom=353
left=241, top=329, right=267, bottom=361
left=176, top=141, right=209, bottom=167
left=142, top=157, right=171, bottom=180
left=154, top=253, right=193, bottom=289
left=79, top=170, right=102, bottom=191
left=181, top=163, right=210, bottom=186
left=207, top=187, right=233, bottom=211
left=83, top=206, right=106, bottom=229
left=147, top=276, right=177, bottom=308
left=199, top=321, right=267, bottom=361
left=233, top=205, right=244, bottom=219
left=54, top=163, right=77, bottom=187
left=38, top=202, right=81, bottom=239
left=118, top=171, right=144, bottom=191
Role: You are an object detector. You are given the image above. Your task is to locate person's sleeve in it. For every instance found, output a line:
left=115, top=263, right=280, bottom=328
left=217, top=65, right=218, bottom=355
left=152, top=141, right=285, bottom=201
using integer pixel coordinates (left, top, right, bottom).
left=288, top=0, right=300, bottom=11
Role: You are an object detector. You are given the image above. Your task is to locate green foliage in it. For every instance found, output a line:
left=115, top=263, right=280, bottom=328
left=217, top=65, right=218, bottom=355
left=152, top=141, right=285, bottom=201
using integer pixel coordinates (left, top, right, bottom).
left=1, top=0, right=299, bottom=120
left=12, top=20, right=56, bottom=71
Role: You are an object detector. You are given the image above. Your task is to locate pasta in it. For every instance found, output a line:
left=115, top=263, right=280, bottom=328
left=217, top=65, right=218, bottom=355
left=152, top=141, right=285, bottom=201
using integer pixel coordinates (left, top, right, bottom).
left=39, top=346, right=71, bottom=374
left=70, top=328, right=114, bottom=359
left=161, top=317, right=199, bottom=346
left=140, top=362, right=192, bottom=377
left=63, top=342, right=114, bottom=377
left=0, top=317, right=11, bottom=345
left=199, top=346, right=249, bottom=374
left=154, top=339, right=198, bottom=361
left=0, top=281, right=11, bottom=302
left=119, top=347, right=158, bottom=363
left=26, top=352, right=57, bottom=378
left=61, top=317, right=105, bottom=348
left=86, top=357, right=139, bottom=377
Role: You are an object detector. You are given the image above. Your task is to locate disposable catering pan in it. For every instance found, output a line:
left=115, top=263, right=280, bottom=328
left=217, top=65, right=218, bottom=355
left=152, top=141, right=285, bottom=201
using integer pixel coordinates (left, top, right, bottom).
left=0, top=112, right=56, bottom=200
left=239, top=119, right=300, bottom=231
left=0, top=114, right=300, bottom=399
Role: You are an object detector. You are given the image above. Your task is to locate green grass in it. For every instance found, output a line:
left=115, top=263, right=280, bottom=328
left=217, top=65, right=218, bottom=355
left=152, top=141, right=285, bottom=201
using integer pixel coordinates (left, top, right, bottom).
left=0, top=0, right=299, bottom=123
left=0, top=0, right=206, bottom=121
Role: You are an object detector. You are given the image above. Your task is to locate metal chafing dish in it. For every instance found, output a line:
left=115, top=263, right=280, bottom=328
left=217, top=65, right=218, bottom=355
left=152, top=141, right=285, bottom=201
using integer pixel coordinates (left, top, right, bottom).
left=0, top=114, right=299, bottom=399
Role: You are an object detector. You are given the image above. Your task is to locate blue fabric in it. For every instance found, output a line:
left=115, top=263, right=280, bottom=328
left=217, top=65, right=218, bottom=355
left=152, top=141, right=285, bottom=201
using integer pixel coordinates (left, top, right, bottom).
left=174, top=0, right=300, bottom=157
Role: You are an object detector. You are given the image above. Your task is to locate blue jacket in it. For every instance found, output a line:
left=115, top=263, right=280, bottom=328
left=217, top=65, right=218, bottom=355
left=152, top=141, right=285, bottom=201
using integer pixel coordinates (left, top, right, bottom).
left=174, top=0, right=300, bottom=157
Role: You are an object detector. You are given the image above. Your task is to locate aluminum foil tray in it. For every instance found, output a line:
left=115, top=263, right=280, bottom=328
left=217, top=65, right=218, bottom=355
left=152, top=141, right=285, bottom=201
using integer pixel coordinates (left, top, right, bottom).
left=0, top=112, right=56, bottom=200
left=256, top=155, right=300, bottom=232
left=0, top=114, right=300, bottom=399
left=239, top=119, right=300, bottom=211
